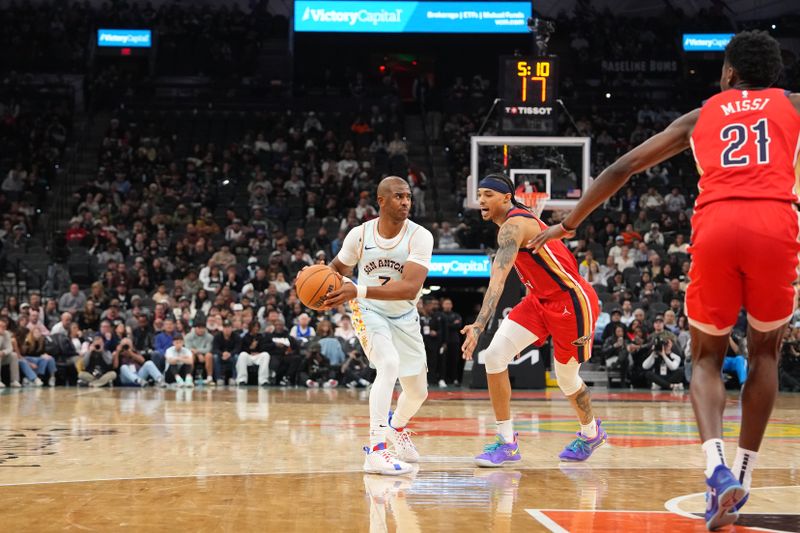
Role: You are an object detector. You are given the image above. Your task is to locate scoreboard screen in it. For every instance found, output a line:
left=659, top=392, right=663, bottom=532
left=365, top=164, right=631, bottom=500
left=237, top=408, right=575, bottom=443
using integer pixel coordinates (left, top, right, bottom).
left=499, top=56, right=558, bottom=133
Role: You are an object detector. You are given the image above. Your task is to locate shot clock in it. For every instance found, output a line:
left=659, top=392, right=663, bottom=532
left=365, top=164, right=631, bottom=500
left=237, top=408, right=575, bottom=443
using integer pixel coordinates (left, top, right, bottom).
left=498, top=56, right=558, bottom=133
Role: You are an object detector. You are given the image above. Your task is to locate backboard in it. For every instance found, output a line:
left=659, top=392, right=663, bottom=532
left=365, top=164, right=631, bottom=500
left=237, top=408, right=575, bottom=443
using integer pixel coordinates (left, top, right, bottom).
left=466, top=136, right=592, bottom=211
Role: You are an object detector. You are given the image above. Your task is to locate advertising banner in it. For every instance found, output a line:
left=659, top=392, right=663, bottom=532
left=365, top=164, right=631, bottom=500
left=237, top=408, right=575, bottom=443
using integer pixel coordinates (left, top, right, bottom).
left=97, top=29, right=152, bottom=47
left=294, top=1, right=531, bottom=33
left=682, top=33, right=734, bottom=52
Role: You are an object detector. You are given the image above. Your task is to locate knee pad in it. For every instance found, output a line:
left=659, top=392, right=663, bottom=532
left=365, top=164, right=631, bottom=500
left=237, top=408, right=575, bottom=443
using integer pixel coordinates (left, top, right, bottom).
left=555, top=359, right=584, bottom=396
left=482, top=333, right=519, bottom=374
left=482, top=318, right=540, bottom=374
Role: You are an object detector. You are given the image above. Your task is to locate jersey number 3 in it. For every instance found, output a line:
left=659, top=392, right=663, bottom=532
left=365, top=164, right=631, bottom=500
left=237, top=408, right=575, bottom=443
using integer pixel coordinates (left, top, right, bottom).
left=720, top=118, right=771, bottom=167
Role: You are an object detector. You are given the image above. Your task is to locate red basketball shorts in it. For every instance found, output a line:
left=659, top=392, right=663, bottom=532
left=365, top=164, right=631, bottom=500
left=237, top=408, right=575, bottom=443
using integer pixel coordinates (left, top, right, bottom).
left=686, top=199, right=800, bottom=333
left=507, top=281, right=599, bottom=364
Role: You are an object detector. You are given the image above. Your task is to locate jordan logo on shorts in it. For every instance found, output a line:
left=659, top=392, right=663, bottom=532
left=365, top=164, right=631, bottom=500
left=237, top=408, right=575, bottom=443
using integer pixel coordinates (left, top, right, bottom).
left=562, top=306, right=571, bottom=317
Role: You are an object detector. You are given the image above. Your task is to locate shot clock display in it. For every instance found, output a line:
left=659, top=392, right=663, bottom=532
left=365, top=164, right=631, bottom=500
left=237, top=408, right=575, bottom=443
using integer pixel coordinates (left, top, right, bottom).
left=499, top=56, right=558, bottom=133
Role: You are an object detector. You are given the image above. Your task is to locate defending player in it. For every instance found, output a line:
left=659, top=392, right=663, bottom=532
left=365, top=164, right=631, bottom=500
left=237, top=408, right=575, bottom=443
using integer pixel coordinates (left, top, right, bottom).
left=461, top=174, right=608, bottom=468
left=530, top=31, right=799, bottom=530
left=324, top=176, right=434, bottom=476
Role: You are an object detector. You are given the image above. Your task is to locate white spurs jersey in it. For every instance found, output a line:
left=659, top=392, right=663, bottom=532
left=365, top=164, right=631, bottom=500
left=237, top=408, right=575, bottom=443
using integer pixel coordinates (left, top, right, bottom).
left=337, top=218, right=434, bottom=317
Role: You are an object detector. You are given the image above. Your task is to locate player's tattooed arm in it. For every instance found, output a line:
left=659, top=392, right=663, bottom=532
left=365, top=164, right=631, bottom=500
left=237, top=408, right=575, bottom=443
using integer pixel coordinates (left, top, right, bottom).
left=461, top=222, right=524, bottom=360
left=475, top=223, right=521, bottom=330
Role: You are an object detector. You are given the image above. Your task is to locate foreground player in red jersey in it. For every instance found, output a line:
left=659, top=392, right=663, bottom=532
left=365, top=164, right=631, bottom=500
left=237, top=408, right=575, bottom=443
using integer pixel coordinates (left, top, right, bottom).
left=532, top=31, right=800, bottom=530
left=461, top=174, right=607, bottom=467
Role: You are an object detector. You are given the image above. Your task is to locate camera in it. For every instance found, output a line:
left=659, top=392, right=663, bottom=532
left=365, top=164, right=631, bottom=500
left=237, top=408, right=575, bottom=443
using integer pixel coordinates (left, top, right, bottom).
left=527, top=17, right=556, bottom=55
left=654, top=337, right=665, bottom=352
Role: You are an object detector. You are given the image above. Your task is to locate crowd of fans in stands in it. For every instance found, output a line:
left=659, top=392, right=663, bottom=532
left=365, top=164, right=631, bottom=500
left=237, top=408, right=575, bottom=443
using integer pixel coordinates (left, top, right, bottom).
left=1, top=83, right=72, bottom=257
left=0, top=96, right=469, bottom=389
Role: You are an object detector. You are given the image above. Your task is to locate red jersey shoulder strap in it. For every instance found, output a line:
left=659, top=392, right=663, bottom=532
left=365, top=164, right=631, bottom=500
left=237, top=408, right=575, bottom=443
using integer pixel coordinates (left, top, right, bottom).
left=505, top=207, right=535, bottom=219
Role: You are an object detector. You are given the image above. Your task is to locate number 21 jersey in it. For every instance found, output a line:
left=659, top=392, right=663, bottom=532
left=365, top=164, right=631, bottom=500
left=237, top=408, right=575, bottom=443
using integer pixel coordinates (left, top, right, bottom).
left=690, top=88, right=800, bottom=211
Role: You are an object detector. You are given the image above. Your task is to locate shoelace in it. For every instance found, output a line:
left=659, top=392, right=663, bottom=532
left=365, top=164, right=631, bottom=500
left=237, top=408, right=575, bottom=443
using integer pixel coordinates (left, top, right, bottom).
left=379, top=449, right=400, bottom=463
left=565, top=435, right=591, bottom=454
left=396, top=429, right=416, bottom=448
left=483, top=437, right=506, bottom=453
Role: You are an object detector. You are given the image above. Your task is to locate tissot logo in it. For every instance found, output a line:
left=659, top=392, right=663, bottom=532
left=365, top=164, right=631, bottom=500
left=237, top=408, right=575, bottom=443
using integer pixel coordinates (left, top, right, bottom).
left=301, top=7, right=404, bottom=26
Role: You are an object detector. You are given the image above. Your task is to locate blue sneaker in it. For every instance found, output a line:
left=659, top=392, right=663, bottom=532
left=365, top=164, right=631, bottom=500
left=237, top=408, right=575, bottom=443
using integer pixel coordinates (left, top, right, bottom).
left=558, top=419, right=608, bottom=462
left=705, top=464, right=746, bottom=530
left=475, top=433, right=521, bottom=467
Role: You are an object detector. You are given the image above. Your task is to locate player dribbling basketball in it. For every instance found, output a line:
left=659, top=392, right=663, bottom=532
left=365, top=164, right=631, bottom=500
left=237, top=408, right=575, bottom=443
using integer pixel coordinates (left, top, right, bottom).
left=324, top=176, right=434, bottom=476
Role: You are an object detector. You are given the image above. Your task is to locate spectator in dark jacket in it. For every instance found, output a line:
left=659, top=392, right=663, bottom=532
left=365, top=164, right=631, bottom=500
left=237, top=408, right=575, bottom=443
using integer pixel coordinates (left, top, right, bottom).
left=213, top=321, right=241, bottom=385
left=236, top=321, right=271, bottom=386
left=265, top=321, right=301, bottom=386
left=299, top=344, right=338, bottom=388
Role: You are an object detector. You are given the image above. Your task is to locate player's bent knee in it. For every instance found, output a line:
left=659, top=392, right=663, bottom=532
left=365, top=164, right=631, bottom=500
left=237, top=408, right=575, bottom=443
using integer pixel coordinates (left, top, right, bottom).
left=555, top=359, right=584, bottom=396
left=482, top=333, right=523, bottom=374
left=482, top=347, right=512, bottom=375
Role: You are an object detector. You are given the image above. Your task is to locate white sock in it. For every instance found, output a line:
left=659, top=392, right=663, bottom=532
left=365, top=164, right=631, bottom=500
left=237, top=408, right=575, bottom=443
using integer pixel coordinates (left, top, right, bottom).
left=580, top=418, right=598, bottom=439
left=731, top=447, right=758, bottom=492
left=497, top=420, right=514, bottom=443
left=702, top=438, right=727, bottom=478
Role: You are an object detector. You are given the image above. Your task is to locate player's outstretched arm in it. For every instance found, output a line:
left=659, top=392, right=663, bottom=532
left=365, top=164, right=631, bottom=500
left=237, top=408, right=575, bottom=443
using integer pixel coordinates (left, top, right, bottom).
left=461, top=221, right=525, bottom=360
left=528, top=108, right=700, bottom=252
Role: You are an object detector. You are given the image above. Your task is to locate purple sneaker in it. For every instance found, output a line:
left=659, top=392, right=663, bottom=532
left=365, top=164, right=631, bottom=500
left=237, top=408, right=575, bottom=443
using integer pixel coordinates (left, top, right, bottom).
left=475, top=433, right=521, bottom=467
left=558, top=419, right=608, bottom=462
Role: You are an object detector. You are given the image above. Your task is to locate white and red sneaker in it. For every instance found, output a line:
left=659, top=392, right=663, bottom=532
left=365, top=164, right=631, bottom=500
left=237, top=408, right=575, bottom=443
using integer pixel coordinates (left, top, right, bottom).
left=363, top=443, right=413, bottom=476
left=386, top=410, right=419, bottom=463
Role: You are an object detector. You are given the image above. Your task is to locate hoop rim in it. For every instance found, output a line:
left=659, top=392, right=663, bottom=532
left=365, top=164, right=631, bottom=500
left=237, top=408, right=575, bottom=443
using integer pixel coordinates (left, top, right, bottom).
left=516, top=191, right=549, bottom=217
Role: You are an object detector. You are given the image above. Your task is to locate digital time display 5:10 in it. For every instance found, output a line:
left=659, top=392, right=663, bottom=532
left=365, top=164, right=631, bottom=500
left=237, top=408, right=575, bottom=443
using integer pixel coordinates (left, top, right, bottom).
left=500, top=57, right=557, bottom=106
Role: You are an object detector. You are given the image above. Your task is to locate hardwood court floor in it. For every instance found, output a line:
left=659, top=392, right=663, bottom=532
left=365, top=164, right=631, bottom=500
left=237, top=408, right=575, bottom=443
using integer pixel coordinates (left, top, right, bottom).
left=1, top=386, right=798, bottom=532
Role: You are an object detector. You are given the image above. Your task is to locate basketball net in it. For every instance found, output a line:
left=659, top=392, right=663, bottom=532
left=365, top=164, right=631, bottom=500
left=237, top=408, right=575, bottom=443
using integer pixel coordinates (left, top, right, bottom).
left=514, top=183, right=549, bottom=218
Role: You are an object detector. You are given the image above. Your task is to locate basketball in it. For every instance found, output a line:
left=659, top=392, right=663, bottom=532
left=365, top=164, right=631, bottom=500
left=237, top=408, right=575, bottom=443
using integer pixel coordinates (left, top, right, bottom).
left=295, top=265, right=342, bottom=311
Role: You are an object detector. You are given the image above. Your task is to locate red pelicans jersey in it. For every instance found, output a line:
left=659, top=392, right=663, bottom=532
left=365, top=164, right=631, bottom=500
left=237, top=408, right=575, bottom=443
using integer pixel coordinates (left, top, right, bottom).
left=503, top=207, right=599, bottom=363
left=505, top=207, right=589, bottom=301
left=690, top=88, right=800, bottom=210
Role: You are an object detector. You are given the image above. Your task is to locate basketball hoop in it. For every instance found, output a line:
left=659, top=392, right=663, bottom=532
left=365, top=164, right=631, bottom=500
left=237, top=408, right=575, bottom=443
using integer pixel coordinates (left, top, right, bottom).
left=516, top=191, right=550, bottom=218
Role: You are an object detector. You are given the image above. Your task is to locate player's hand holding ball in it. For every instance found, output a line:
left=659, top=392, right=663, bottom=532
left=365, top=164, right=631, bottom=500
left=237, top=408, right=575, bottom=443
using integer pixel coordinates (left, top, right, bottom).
left=295, top=264, right=344, bottom=311
left=323, top=281, right=357, bottom=309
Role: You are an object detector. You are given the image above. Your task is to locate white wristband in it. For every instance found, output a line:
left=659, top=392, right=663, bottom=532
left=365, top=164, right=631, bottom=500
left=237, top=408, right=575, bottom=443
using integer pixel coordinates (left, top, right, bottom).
left=343, top=277, right=367, bottom=299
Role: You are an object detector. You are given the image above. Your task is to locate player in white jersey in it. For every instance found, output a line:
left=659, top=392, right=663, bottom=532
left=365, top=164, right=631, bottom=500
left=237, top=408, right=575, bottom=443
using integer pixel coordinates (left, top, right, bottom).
left=324, top=176, right=434, bottom=475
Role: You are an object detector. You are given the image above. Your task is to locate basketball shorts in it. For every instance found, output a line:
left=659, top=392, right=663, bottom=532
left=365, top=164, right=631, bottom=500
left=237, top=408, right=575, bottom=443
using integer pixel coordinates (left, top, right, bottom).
left=686, top=199, right=800, bottom=334
left=349, top=301, right=427, bottom=378
left=507, top=282, right=600, bottom=364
